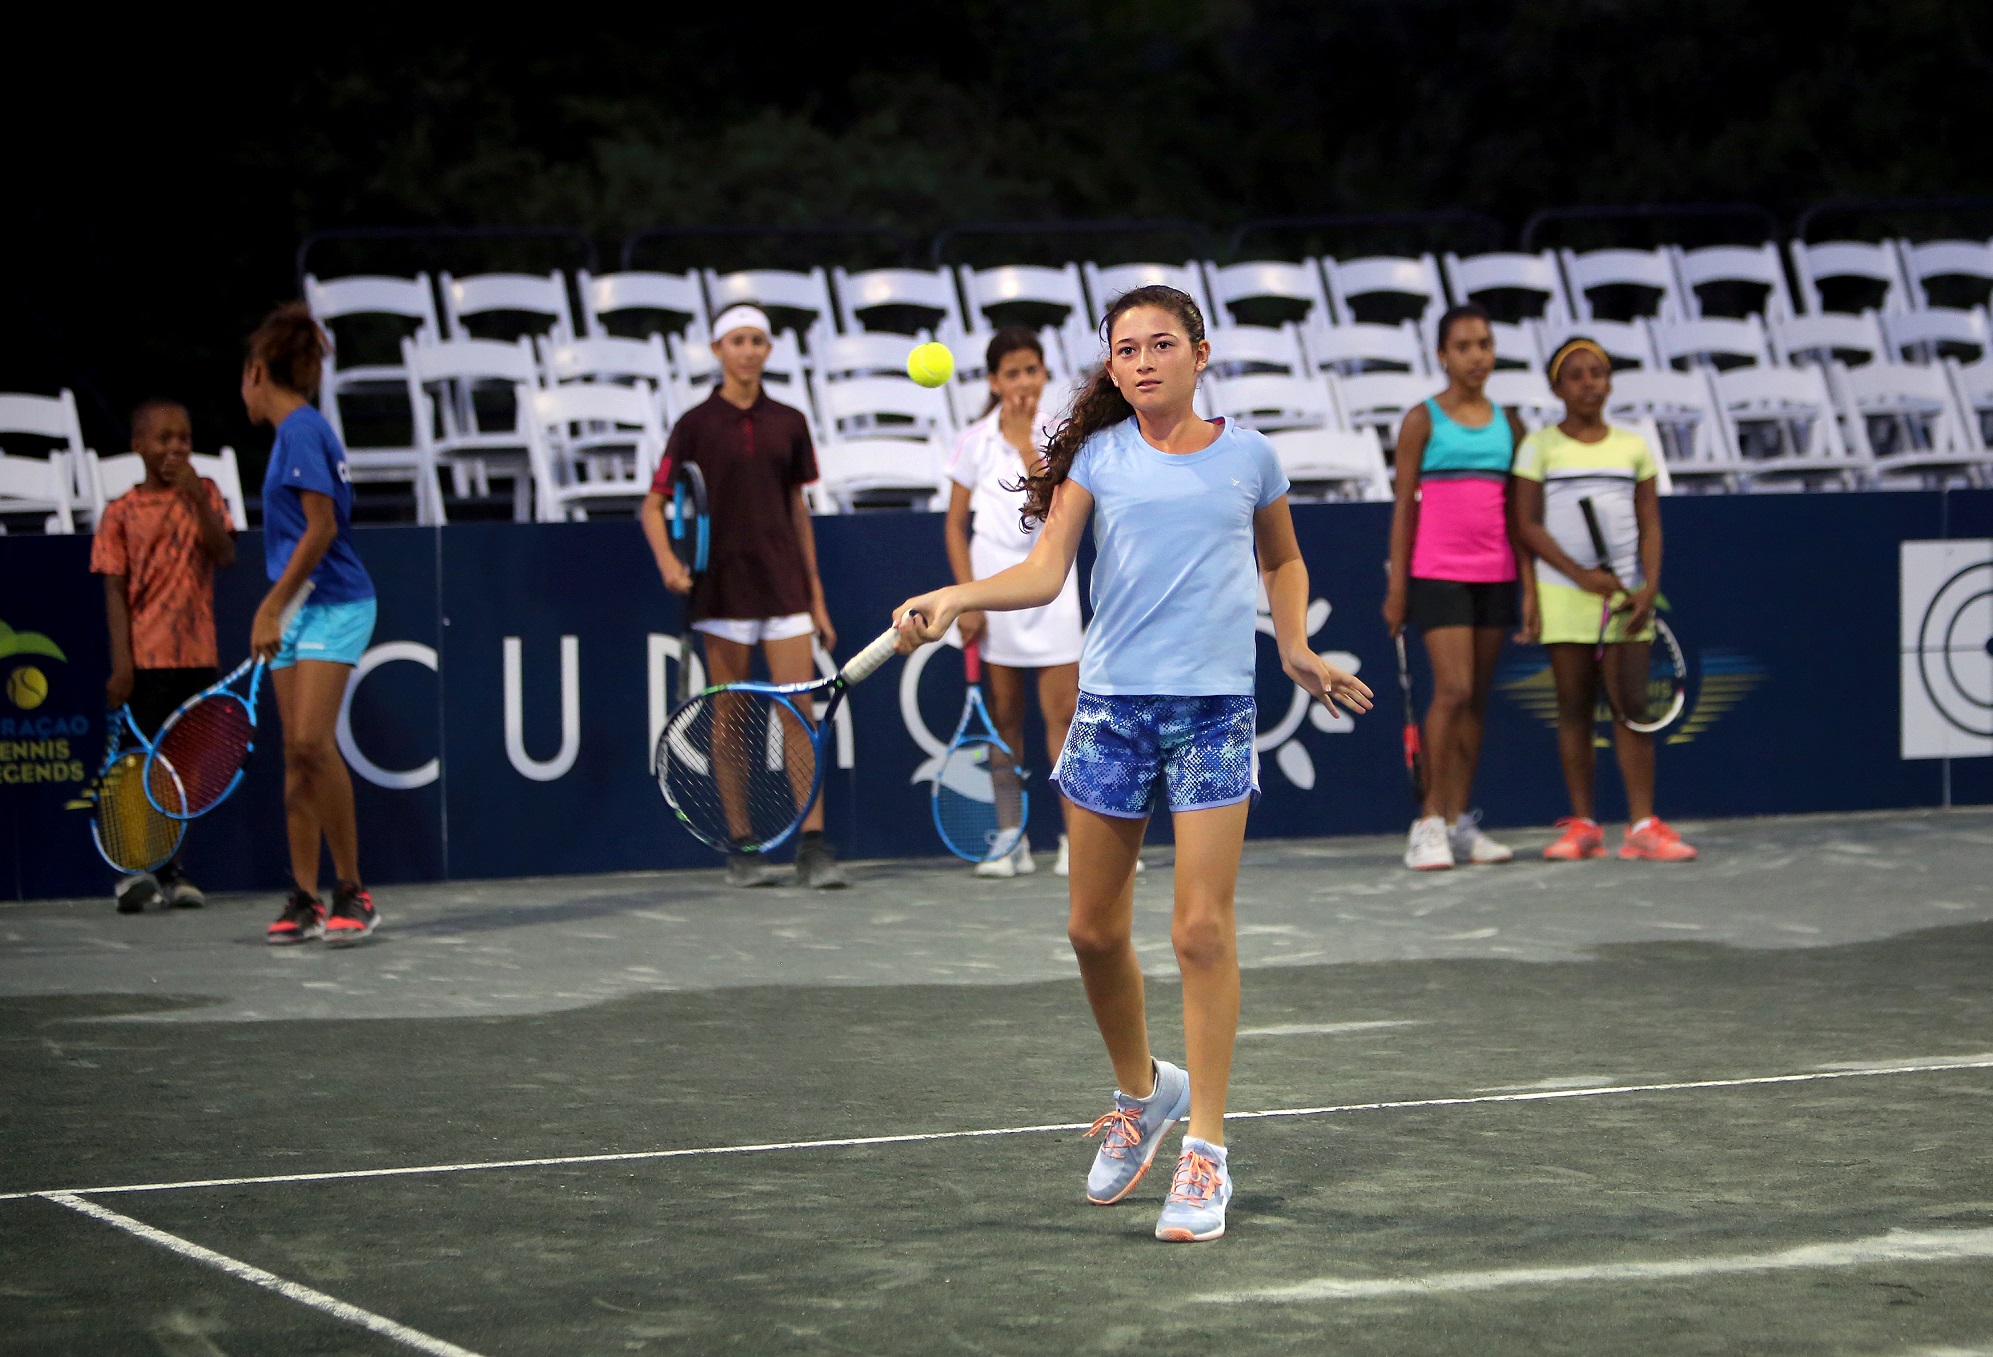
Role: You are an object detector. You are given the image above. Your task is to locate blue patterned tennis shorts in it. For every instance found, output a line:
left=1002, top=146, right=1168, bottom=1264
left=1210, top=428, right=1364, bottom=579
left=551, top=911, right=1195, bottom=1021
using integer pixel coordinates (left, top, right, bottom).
left=1051, top=693, right=1259, bottom=819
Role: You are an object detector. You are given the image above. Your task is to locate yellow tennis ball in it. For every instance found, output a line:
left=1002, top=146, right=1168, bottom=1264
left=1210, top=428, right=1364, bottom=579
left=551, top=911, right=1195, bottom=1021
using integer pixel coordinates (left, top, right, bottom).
left=7, top=665, right=48, bottom=710
left=907, top=341, right=955, bottom=388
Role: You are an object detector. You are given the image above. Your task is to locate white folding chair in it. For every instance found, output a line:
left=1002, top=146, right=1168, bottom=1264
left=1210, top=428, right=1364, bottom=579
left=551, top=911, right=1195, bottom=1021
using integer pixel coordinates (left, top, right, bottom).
left=1205, top=325, right=1308, bottom=378
left=1831, top=360, right=1991, bottom=487
left=0, top=389, right=95, bottom=525
left=1325, top=371, right=1445, bottom=461
left=1559, top=248, right=1685, bottom=321
left=1536, top=317, right=1659, bottom=370
left=1880, top=308, right=1991, bottom=366
left=1896, top=238, right=1993, bottom=312
left=1206, top=373, right=1339, bottom=433
left=814, top=332, right=921, bottom=384
left=523, top=381, right=666, bottom=520
left=1604, top=368, right=1737, bottom=489
left=1264, top=426, right=1391, bottom=501
left=956, top=263, right=1097, bottom=368
left=403, top=336, right=539, bottom=521
left=813, top=377, right=953, bottom=443
left=813, top=438, right=948, bottom=513
left=440, top=271, right=575, bottom=341
left=1206, top=259, right=1333, bottom=328
left=1301, top=320, right=1429, bottom=376
left=1082, top=261, right=1215, bottom=326
left=1488, top=319, right=1542, bottom=371
left=703, top=267, right=837, bottom=352
left=0, top=451, right=74, bottom=533
left=1649, top=315, right=1777, bottom=370
left=831, top=266, right=965, bottom=335
left=1789, top=241, right=1913, bottom=315
left=304, top=273, right=441, bottom=518
left=1670, top=243, right=1797, bottom=321
left=538, top=334, right=670, bottom=388
left=89, top=448, right=248, bottom=530
left=1442, top=250, right=1573, bottom=322
left=1712, top=365, right=1862, bottom=488
left=1321, top=254, right=1447, bottom=329
left=1485, top=369, right=1561, bottom=429
left=1769, top=312, right=1889, bottom=369
left=576, top=270, right=707, bottom=343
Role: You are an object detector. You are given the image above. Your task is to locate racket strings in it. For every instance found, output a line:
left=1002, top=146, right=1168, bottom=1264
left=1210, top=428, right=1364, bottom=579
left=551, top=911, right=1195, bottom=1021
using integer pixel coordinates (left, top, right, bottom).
left=660, top=690, right=818, bottom=850
left=154, top=697, right=253, bottom=813
left=934, top=739, right=1025, bottom=861
left=96, top=755, right=183, bottom=870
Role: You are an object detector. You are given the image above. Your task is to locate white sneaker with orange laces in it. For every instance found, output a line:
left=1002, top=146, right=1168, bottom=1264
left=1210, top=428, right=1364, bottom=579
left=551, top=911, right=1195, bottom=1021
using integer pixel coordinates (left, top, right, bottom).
left=1155, top=1138, right=1232, bottom=1242
left=1619, top=817, right=1697, bottom=862
left=1084, top=1059, right=1191, bottom=1205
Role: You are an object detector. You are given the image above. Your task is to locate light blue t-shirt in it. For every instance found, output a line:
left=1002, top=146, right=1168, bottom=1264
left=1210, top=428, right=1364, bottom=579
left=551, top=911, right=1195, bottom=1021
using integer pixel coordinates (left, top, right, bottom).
left=261, top=404, right=374, bottom=603
left=1067, top=417, right=1289, bottom=696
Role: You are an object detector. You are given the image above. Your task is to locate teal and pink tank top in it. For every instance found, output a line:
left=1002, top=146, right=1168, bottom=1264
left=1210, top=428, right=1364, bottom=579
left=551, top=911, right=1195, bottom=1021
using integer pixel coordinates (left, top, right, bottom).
left=1410, top=398, right=1516, bottom=583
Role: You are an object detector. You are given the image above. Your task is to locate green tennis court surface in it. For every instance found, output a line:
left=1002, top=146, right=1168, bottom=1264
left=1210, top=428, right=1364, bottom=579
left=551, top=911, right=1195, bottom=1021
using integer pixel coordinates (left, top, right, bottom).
left=4, top=808, right=1991, bottom=1355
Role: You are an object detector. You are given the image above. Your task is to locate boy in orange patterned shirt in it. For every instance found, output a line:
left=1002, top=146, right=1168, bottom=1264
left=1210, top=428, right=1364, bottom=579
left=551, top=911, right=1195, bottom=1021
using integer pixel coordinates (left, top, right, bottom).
left=90, top=399, right=237, bottom=912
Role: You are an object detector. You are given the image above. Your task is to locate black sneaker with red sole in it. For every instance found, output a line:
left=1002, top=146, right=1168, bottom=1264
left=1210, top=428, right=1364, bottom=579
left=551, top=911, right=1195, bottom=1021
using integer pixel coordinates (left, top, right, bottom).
left=267, top=890, right=325, bottom=945
left=324, top=882, right=379, bottom=946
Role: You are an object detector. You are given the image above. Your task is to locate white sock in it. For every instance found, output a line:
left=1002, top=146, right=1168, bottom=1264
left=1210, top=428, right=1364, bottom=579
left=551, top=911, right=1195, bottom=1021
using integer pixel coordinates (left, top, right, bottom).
left=1630, top=816, right=1656, bottom=834
left=1182, top=1136, right=1228, bottom=1161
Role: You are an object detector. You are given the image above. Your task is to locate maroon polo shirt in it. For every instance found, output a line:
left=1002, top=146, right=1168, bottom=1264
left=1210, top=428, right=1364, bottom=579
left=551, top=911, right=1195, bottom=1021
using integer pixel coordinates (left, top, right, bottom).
left=650, top=387, right=819, bottom=622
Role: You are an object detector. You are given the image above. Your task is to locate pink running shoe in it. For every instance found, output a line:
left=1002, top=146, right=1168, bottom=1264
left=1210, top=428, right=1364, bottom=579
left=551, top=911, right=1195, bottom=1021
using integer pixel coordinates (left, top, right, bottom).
left=1619, top=818, right=1697, bottom=862
left=1543, top=817, right=1606, bottom=861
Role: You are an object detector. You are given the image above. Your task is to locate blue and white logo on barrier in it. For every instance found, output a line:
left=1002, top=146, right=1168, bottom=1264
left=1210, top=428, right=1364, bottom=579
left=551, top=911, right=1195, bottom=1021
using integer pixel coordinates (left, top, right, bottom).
left=1901, top=539, right=1993, bottom=760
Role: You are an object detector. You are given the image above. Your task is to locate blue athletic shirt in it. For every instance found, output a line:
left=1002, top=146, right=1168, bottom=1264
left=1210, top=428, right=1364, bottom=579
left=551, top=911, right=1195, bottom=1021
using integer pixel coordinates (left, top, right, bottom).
left=1066, top=416, right=1289, bottom=696
left=261, top=404, right=374, bottom=602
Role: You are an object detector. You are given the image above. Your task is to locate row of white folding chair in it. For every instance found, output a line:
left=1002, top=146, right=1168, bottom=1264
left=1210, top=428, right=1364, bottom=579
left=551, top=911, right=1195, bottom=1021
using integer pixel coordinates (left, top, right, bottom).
left=82, top=448, right=249, bottom=530
left=520, top=381, right=666, bottom=522
left=0, top=389, right=96, bottom=526
left=1896, top=238, right=1993, bottom=311
left=0, top=451, right=75, bottom=533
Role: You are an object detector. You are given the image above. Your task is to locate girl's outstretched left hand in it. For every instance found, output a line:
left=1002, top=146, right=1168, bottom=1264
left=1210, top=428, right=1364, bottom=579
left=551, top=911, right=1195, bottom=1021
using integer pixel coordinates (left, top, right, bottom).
left=1283, top=648, right=1375, bottom=715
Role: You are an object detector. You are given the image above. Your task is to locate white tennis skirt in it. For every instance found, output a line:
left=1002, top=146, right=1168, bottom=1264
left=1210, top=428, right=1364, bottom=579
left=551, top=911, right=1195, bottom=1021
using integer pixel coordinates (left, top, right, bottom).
left=971, top=537, right=1084, bottom=668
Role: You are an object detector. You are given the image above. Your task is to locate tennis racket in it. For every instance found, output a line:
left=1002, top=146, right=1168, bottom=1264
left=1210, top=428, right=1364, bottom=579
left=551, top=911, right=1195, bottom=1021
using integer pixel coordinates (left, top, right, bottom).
left=76, top=708, right=185, bottom=873
left=143, top=580, right=314, bottom=819
left=1393, top=631, right=1426, bottom=802
left=932, top=641, right=1028, bottom=863
left=668, top=461, right=711, bottom=706
left=1578, top=497, right=1686, bottom=735
left=655, top=620, right=908, bottom=854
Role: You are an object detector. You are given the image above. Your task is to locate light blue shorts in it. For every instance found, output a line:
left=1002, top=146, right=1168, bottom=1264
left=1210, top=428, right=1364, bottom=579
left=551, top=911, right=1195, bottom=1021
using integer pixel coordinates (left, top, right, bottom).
left=274, top=598, right=377, bottom=669
left=1051, top=693, right=1260, bottom=818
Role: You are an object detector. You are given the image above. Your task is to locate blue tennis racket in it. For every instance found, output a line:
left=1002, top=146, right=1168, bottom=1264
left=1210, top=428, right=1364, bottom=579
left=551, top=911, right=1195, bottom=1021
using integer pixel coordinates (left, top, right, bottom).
left=654, top=622, right=907, bottom=854
left=668, top=461, right=711, bottom=706
left=932, top=641, right=1028, bottom=863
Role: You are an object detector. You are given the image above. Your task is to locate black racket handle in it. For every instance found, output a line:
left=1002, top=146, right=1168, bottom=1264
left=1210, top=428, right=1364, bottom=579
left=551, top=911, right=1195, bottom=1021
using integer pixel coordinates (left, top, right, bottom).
left=1578, top=496, right=1612, bottom=569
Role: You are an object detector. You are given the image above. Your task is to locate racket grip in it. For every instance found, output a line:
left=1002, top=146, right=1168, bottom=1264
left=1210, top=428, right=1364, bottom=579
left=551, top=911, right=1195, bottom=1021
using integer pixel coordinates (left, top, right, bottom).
left=964, top=641, right=980, bottom=684
left=840, top=624, right=906, bottom=685
left=1578, top=497, right=1611, bottom=568
left=275, top=579, right=316, bottom=636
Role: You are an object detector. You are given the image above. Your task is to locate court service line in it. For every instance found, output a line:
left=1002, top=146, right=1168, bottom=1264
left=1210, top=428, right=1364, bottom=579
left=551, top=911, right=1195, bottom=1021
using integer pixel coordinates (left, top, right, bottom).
left=4, top=1057, right=1988, bottom=1204
left=41, top=1193, right=487, bottom=1357
left=1194, top=1225, right=1993, bottom=1303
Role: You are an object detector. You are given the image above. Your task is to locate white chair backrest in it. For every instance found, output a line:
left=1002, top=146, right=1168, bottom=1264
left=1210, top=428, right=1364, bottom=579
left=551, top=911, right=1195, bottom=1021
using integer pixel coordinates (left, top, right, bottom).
left=1082, top=261, right=1213, bottom=324
left=1559, top=248, right=1684, bottom=321
left=813, top=438, right=948, bottom=513
left=402, top=335, right=539, bottom=386
left=1669, top=243, right=1796, bottom=321
left=1205, top=324, right=1308, bottom=377
left=1603, top=368, right=1733, bottom=473
left=1649, top=315, right=1776, bottom=370
left=1770, top=312, right=1888, bottom=369
left=305, top=273, right=440, bottom=337
left=1442, top=250, right=1573, bottom=322
left=529, top=380, right=663, bottom=439
left=815, top=377, right=952, bottom=439
left=1485, top=369, right=1561, bottom=429
left=703, top=267, right=836, bottom=336
left=1537, top=317, right=1658, bottom=370
left=1206, top=373, right=1339, bottom=432
left=538, top=334, right=670, bottom=386
left=0, top=389, right=87, bottom=452
left=957, top=262, right=1090, bottom=325
left=1263, top=426, right=1391, bottom=500
left=1322, top=254, right=1447, bottom=327
left=1711, top=365, right=1850, bottom=461
left=1208, top=259, right=1332, bottom=327
left=815, top=332, right=920, bottom=383
left=576, top=270, right=707, bottom=342
left=832, top=267, right=965, bottom=334
left=1302, top=320, right=1429, bottom=376
left=1897, top=238, right=1993, bottom=311
left=1487, top=319, right=1542, bottom=371
left=1834, top=357, right=1989, bottom=481
left=1788, top=240, right=1912, bottom=315
left=440, top=271, right=575, bottom=340
left=1880, top=307, right=1990, bottom=365
left=91, top=449, right=248, bottom=531
left=0, top=451, right=73, bottom=532
left=1325, top=371, right=1446, bottom=448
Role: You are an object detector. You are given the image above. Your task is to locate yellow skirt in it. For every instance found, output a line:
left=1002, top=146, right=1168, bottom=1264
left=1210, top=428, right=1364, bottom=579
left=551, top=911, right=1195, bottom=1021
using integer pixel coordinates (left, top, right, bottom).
left=1537, top=579, right=1656, bottom=646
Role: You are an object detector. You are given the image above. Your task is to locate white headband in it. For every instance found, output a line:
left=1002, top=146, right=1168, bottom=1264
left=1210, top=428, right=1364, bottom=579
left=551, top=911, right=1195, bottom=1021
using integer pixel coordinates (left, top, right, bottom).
left=711, top=304, right=772, bottom=340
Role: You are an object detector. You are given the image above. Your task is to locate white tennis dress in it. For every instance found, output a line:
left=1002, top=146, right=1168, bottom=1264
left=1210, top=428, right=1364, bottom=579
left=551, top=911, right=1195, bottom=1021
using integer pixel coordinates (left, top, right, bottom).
left=946, top=404, right=1084, bottom=668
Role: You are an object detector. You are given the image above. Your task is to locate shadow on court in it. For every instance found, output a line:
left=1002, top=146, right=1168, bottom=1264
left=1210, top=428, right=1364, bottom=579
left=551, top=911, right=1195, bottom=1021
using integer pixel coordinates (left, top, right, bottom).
left=2, top=809, right=1991, bottom=1354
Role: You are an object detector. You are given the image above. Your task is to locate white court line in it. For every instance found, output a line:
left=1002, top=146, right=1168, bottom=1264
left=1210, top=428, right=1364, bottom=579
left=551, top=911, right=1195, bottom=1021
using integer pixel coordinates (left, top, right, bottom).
left=41, top=1192, right=486, bottom=1356
left=1238, top=1020, right=1423, bottom=1037
left=1195, top=1225, right=1993, bottom=1304
left=2, top=1057, right=1988, bottom=1204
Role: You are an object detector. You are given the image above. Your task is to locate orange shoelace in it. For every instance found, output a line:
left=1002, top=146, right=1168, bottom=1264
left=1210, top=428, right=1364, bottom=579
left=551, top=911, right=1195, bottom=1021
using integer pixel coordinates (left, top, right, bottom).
left=1085, top=1107, right=1143, bottom=1156
left=1167, top=1147, right=1222, bottom=1204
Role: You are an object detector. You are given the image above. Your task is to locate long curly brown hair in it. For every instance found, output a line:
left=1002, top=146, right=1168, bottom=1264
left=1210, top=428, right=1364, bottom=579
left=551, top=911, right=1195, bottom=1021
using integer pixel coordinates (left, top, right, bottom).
left=1016, top=284, right=1206, bottom=528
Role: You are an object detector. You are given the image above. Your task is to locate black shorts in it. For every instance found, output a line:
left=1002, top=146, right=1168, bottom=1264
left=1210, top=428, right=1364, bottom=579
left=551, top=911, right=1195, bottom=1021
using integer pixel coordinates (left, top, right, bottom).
left=1407, top=578, right=1519, bottom=631
left=129, top=667, right=217, bottom=740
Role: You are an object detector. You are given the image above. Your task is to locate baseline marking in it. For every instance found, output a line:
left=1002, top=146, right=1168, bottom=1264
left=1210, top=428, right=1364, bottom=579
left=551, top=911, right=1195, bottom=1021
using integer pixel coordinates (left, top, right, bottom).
left=41, top=1192, right=486, bottom=1356
left=1196, top=1225, right=1993, bottom=1304
left=5, top=1058, right=1988, bottom=1204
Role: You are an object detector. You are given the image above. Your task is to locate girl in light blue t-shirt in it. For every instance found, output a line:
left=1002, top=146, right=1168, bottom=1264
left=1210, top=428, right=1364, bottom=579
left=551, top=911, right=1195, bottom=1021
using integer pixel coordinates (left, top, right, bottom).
left=893, top=286, right=1373, bottom=1244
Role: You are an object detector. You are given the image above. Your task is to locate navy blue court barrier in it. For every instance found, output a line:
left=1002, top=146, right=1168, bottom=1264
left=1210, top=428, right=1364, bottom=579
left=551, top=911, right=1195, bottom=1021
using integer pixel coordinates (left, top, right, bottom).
left=3, top=491, right=1989, bottom=900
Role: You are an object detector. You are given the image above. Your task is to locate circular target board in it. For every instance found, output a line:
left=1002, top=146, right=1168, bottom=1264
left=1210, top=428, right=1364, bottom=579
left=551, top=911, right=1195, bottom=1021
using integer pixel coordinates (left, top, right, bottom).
left=1915, top=559, right=1993, bottom=740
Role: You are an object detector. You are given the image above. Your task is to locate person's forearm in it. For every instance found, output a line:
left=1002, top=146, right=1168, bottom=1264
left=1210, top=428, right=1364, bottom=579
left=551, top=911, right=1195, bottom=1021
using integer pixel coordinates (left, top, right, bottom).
left=639, top=496, right=684, bottom=578
left=267, top=523, right=333, bottom=609
left=1517, top=523, right=1589, bottom=583
left=1639, top=524, right=1662, bottom=594
left=790, top=495, right=826, bottom=602
left=1387, top=498, right=1418, bottom=591
left=944, top=514, right=975, bottom=587
left=187, top=489, right=234, bottom=565
left=1263, top=556, right=1312, bottom=659
left=944, top=553, right=1066, bottom=614
left=104, top=579, right=133, bottom=675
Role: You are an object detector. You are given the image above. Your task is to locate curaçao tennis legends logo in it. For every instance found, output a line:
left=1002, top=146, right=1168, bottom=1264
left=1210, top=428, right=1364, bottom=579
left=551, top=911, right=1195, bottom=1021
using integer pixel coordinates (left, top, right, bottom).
left=0, top=617, right=90, bottom=786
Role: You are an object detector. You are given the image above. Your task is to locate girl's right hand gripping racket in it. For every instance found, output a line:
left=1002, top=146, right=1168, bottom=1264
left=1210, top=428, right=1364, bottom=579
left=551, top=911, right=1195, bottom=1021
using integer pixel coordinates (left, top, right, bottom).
left=654, top=621, right=908, bottom=856
left=1578, top=496, right=1686, bottom=735
left=932, top=641, right=1028, bottom=863
left=144, top=581, right=313, bottom=819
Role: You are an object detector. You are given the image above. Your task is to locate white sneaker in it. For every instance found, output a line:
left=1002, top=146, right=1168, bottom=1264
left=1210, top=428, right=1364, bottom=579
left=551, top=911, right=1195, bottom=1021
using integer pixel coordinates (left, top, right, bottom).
left=1448, top=810, right=1514, bottom=865
left=1405, top=816, right=1454, bottom=871
left=1054, top=834, right=1070, bottom=877
left=1011, top=835, right=1036, bottom=875
left=974, top=847, right=1017, bottom=878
